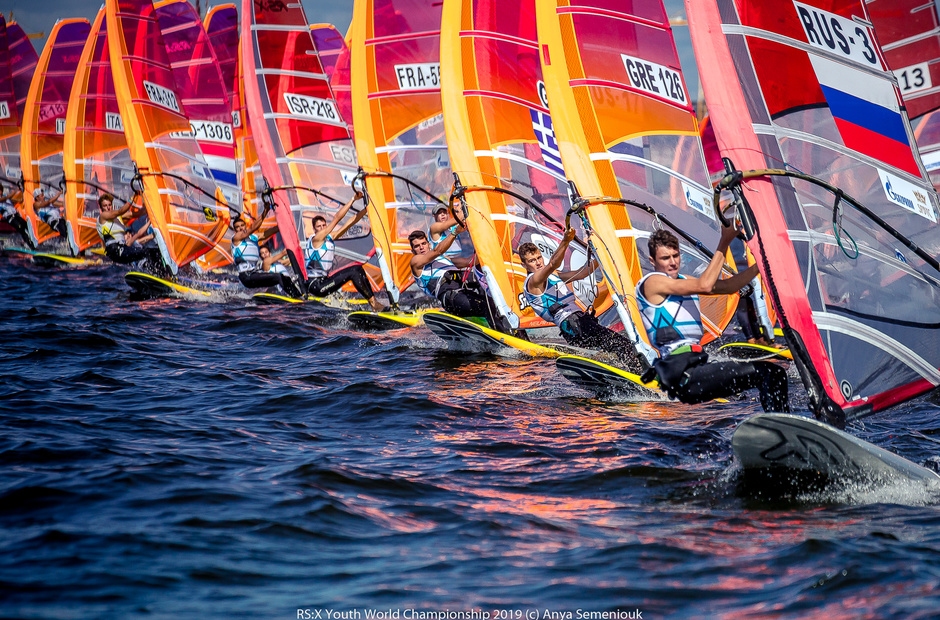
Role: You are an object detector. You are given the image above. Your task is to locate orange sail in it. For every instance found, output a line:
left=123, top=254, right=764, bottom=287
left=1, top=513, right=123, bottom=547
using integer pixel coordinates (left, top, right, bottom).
left=107, top=0, right=230, bottom=273
left=536, top=0, right=737, bottom=356
left=351, top=0, right=457, bottom=304
left=63, top=8, right=134, bottom=254
left=20, top=19, right=91, bottom=248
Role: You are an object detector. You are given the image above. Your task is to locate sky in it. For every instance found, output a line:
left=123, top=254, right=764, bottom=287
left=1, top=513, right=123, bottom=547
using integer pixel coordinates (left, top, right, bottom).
left=2, top=0, right=702, bottom=106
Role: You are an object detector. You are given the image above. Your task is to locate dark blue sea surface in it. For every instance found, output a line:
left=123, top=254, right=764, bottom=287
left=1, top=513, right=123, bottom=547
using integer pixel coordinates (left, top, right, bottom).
left=2, top=255, right=940, bottom=619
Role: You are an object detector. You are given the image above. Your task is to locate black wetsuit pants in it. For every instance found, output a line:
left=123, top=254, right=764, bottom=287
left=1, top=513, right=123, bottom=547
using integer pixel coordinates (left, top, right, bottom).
left=435, top=278, right=514, bottom=334
left=4, top=213, right=34, bottom=248
left=673, top=360, right=790, bottom=413
left=239, top=269, right=304, bottom=298
left=306, top=264, right=374, bottom=300
left=559, top=311, right=647, bottom=374
left=105, top=242, right=164, bottom=268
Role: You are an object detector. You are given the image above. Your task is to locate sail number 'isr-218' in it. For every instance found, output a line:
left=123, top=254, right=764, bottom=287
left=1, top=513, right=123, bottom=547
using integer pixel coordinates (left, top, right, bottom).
left=283, top=92, right=339, bottom=123
left=620, top=54, right=687, bottom=107
left=793, top=2, right=879, bottom=68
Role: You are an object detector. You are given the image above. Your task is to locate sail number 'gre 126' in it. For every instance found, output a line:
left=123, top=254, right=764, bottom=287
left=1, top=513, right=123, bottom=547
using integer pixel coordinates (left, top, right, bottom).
left=620, top=54, right=687, bottom=107
left=283, top=92, right=339, bottom=123
left=395, top=63, right=441, bottom=91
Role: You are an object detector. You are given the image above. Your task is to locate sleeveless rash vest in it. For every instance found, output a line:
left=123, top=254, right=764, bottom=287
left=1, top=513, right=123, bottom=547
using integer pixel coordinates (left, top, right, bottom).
left=635, top=272, right=704, bottom=356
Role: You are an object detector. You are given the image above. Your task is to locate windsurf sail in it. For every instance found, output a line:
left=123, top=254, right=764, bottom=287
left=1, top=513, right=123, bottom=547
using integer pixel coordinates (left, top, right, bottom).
left=536, top=0, right=737, bottom=357
left=329, top=24, right=353, bottom=139
left=310, top=24, right=344, bottom=80
left=915, top=108, right=940, bottom=189
left=20, top=18, right=91, bottom=247
left=868, top=0, right=940, bottom=120
left=155, top=0, right=239, bottom=270
left=107, top=0, right=231, bottom=273
left=6, top=21, right=39, bottom=122
left=63, top=7, right=136, bottom=255
left=0, top=16, right=22, bottom=194
left=204, top=4, right=238, bottom=109
left=351, top=0, right=458, bottom=304
left=242, top=0, right=371, bottom=282
left=688, top=0, right=940, bottom=424
left=440, top=0, right=600, bottom=330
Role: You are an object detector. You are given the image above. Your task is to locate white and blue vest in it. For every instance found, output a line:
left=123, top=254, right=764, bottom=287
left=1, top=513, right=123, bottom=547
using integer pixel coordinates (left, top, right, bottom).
left=429, top=225, right=462, bottom=258
left=636, top=272, right=704, bottom=356
left=304, top=235, right=335, bottom=277
left=523, top=273, right=580, bottom=325
left=417, top=255, right=457, bottom=298
left=232, top=233, right=261, bottom=273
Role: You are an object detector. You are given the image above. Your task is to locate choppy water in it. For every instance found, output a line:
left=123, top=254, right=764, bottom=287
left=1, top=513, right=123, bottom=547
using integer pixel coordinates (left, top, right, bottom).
left=2, top=254, right=940, bottom=619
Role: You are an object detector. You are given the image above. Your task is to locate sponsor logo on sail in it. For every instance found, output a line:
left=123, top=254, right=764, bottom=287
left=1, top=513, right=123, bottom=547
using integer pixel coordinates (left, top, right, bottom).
left=620, top=54, right=687, bottom=107
left=793, top=1, right=880, bottom=68
left=682, top=181, right=713, bottom=219
left=143, top=80, right=181, bottom=113
left=878, top=168, right=937, bottom=222
left=394, top=63, right=441, bottom=91
left=166, top=41, right=192, bottom=54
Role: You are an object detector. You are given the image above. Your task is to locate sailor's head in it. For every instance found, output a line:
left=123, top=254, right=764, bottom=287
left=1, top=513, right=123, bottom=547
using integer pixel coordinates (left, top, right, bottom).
left=433, top=207, right=449, bottom=223
left=517, top=242, right=543, bottom=273
left=98, top=194, right=114, bottom=209
left=408, top=230, right=430, bottom=255
left=648, top=229, right=681, bottom=277
left=312, top=214, right=328, bottom=235
left=33, top=187, right=43, bottom=199
left=259, top=244, right=271, bottom=259
left=232, top=217, right=247, bottom=233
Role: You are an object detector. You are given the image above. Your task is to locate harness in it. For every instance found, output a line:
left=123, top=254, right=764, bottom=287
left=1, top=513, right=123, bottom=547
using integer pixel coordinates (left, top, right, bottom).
left=523, top=273, right=580, bottom=326
left=417, top=256, right=458, bottom=298
left=96, top=215, right=127, bottom=246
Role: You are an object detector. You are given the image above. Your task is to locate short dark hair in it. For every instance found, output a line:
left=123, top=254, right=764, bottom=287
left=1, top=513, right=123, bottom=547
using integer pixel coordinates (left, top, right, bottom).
left=408, top=230, right=427, bottom=244
left=648, top=229, right=679, bottom=258
left=517, top=242, right=540, bottom=259
left=311, top=215, right=327, bottom=227
left=98, top=194, right=114, bottom=207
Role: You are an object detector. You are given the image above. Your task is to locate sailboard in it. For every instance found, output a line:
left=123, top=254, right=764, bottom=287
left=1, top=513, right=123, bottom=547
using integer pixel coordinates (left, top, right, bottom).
left=555, top=355, right=658, bottom=399
left=125, top=270, right=212, bottom=297
left=439, top=0, right=605, bottom=337
left=4, top=246, right=104, bottom=266
left=535, top=0, right=739, bottom=367
left=348, top=308, right=428, bottom=330
left=20, top=19, right=91, bottom=248
left=350, top=0, right=457, bottom=306
left=422, top=311, right=570, bottom=358
left=241, top=0, right=373, bottom=292
left=687, top=0, right=940, bottom=427
left=154, top=0, right=240, bottom=272
left=717, top=342, right=792, bottom=363
left=107, top=0, right=231, bottom=275
left=64, top=7, right=137, bottom=257
left=733, top=413, right=940, bottom=486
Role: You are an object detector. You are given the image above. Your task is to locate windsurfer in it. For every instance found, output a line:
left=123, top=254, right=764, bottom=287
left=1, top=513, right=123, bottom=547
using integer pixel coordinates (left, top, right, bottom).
left=409, top=227, right=513, bottom=333
left=260, top=243, right=290, bottom=275
left=428, top=207, right=470, bottom=264
left=0, top=183, right=34, bottom=248
left=519, top=230, right=647, bottom=373
left=232, top=206, right=303, bottom=299
left=32, top=186, right=67, bottom=238
left=96, top=194, right=164, bottom=270
left=636, top=227, right=789, bottom=412
left=304, top=192, right=385, bottom=312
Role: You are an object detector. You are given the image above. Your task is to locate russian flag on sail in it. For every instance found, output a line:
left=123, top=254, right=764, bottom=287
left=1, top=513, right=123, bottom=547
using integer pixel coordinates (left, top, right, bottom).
left=809, top=55, right=920, bottom=176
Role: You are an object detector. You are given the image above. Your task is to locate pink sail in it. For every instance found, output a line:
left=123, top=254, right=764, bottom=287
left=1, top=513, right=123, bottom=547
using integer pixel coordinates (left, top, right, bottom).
left=6, top=22, right=39, bottom=122
left=204, top=4, right=239, bottom=109
left=241, top=0, right=369, bottom=281
left=0, top=16, right=21, bottom=191
left=20, top=19, right=91, bottom=247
